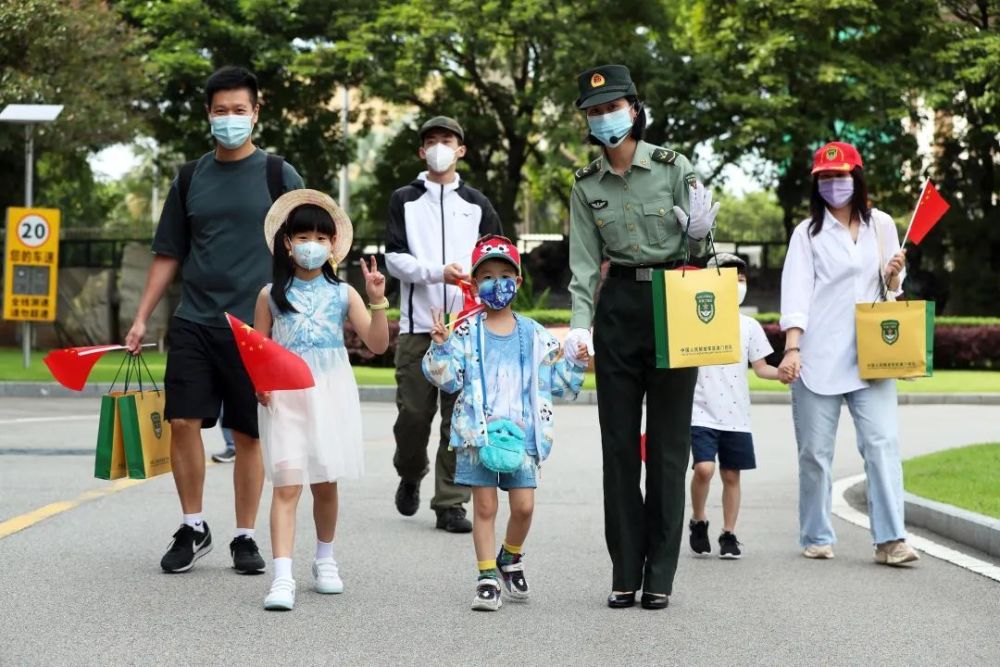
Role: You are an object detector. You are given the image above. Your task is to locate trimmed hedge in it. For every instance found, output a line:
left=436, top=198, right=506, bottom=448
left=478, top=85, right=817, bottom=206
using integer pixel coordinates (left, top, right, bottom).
left=353, top=309, right=999, bottom=370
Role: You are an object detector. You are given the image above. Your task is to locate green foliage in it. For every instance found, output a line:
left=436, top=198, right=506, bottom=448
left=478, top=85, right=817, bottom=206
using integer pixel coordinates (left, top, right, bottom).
left=0, top=0, right=149, bottom=222
left=512, top=265, right=551, bottom=311
left=713, top=191, right=785, bottom=241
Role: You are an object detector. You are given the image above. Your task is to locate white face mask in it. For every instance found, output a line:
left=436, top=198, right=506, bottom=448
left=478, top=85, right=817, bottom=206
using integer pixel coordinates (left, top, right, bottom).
left=425, top=144, right=457, bottom=173
left=737, top=282, right=747, bottom=305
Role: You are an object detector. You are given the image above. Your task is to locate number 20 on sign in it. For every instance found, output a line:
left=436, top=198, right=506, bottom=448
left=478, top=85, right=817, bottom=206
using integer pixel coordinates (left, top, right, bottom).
left=3, top=207, right=60, bottom=322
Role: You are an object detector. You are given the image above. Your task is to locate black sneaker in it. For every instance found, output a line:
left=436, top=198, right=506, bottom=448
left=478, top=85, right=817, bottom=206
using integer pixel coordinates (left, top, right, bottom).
left=395, top=480, right=419, bottom=517
left=230, top=535, right=266, bottom=573
left=719, top=531, right=742, bottom=559
left=689, top=519, right=711, bottom=555
left=497, top=549, right=529, bottom=601
left=435, top=508, right=472, bottom=533
left=471, top=577, right=503, bottom=611
left=211, top=448, right=236, bottom=463
left=161, top=522, right=212, bottom=573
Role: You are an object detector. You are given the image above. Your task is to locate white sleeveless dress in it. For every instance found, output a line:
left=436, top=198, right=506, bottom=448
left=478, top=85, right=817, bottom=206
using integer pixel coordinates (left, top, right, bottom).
left=258, top=276, right=363, bottom=486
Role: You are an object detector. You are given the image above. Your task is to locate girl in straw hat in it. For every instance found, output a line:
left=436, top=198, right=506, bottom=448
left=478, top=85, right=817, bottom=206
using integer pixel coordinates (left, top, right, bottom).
left=255, top=189, right=389, bottom=610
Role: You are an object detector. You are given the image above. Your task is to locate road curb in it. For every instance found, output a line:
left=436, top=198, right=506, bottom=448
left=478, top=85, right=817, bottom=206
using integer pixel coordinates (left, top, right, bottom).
left=1, top=382, right=998, bottom=405
left=903, top=491, right=1000, bottom=559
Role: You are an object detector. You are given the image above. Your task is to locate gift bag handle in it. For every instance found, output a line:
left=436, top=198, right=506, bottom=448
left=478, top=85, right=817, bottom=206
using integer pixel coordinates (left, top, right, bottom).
left=871, top=214, right=907, bottom=309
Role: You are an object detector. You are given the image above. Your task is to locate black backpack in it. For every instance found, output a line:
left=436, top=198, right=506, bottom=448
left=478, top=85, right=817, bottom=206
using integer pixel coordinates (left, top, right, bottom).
left=176, top=153, right=285, bottom=224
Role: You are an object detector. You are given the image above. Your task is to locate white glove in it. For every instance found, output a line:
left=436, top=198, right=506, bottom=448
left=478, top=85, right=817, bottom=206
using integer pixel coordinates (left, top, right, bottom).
left=563, top=328, right=594, bottom=366
left=672, top=181, right=720, bottom=241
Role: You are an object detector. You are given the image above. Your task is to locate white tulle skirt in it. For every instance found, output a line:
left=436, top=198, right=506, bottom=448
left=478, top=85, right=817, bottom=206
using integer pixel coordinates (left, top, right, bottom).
left=258, top=347, right=363, bottom=487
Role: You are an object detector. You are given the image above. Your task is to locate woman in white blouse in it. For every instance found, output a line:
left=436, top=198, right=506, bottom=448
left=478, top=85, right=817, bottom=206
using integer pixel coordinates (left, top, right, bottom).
left=778, top=141, right=919, bottom=566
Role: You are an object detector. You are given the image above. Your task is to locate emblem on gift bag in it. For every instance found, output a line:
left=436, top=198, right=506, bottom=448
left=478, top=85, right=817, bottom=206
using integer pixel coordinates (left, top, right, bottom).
left=151, top=411, right=163, bottom=438
left=880, top=319, right=900, bottom=346
left=696, top=291, right=716, bottom=324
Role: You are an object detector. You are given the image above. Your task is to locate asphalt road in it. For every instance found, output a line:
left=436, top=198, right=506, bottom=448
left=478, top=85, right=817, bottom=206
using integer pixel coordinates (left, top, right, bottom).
left=1, top=397, right=998, bottom=666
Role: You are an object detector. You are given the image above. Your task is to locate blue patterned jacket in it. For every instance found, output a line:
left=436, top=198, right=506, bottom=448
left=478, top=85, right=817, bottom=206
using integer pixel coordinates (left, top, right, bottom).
left=421, top=314, right=585, bottom=463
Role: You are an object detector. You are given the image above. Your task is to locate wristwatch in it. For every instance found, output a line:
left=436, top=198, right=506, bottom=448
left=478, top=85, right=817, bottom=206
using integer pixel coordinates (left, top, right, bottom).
left=369, top=298, right=390, bottom=311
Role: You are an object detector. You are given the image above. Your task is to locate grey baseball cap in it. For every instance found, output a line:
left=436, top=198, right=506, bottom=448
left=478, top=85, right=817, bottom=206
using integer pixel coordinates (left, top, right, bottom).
left=707, top=252, right=747, bottom=272
left=419, top=116, right=464, bottom=142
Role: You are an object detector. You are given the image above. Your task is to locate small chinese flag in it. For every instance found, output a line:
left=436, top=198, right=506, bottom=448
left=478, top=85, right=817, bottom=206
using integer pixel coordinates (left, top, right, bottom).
left=43, top=345, right=128, bottom=391
left=225, top=313, right=315, bottom=392
left=905, top=180, right=950, bottom=246
left=446, top=280, right=486, bottom=330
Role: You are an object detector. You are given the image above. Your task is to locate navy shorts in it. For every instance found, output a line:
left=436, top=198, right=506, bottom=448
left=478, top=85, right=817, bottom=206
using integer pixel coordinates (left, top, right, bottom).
left=691, top=426, right=756, bottom=470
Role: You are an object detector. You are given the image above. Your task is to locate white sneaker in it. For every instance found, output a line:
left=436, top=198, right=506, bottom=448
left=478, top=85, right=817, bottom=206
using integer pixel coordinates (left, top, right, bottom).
left=264, top=577, right=296, bottom=611
left=803, top=544, right=835, bottom=559
left=471, top=577, right=503, bottom=611
left=313, top=557, right=344, bottom=594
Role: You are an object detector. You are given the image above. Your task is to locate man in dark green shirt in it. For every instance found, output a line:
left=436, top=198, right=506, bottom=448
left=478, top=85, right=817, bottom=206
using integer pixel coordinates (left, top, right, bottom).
left=125, top=66, right=303, bottom=575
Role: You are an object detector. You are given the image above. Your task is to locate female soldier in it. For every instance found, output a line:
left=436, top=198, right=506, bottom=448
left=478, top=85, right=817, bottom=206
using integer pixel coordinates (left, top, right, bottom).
left=563, top=64, right=720, bottom=609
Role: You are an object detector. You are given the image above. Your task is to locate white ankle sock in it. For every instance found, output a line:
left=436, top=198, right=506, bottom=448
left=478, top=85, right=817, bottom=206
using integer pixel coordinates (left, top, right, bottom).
left=183, top=513, right=205, bottom=532
left=273, top=557, right=292, bottom=581
left=235, top=528, right=255, bottom=539
left=315, top=540, right=334, bottom=561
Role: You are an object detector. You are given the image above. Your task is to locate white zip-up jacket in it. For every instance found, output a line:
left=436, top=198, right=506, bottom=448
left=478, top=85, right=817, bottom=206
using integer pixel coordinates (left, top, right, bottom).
left=385, top=172, right=502, bottom=334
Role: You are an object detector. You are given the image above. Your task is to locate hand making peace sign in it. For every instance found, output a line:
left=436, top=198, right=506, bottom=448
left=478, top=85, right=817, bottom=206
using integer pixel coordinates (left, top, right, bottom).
left=360, top=255, right=386, bottom=303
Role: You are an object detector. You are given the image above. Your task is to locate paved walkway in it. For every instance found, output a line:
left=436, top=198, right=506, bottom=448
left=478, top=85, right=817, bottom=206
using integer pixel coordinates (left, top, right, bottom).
left=1, top=398, right=998, bottom=665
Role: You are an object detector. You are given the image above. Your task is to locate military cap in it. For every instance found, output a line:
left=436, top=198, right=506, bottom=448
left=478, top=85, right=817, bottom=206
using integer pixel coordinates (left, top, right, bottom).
left=575, top=64, right=637, bottom=109
left=707, top=252, right=748, bottom=272
left=419, top=116, right=464, bottom=142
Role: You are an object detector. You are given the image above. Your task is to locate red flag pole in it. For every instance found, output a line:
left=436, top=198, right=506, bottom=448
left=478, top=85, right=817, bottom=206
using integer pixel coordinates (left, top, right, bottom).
left=901, top=178, right=930, bottom=249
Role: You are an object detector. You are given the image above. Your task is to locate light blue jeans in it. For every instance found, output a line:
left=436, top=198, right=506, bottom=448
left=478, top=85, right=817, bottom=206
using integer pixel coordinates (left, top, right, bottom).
left=791, top=379, right=906, bottom=547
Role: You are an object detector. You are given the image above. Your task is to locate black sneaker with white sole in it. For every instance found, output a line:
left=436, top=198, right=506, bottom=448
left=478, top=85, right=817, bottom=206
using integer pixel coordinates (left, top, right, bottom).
left=689, top=519, right=711, bottom=555
left=161, top=523, right=213, bottom=573
left=471, top=577, right=503, bottom=611
left=497, top=550, right=529, bottom=601
left=230, top=535, right=266, bottom=574
left=719, top=531, right=742, bottom=559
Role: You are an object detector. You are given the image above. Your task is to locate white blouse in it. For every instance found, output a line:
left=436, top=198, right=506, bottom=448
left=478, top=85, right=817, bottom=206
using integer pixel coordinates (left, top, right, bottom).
left=780, top=208, right=904, bottom=396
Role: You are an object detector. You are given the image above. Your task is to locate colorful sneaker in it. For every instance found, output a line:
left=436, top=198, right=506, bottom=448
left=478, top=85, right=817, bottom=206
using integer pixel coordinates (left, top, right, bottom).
left=264, top=577, right=296, bottom=611
left=875, top=540, right=920, bottom=566
left=803, top=544, right=835, bottom=559
left=497, top=549, right=529, bottom=601
left=718, top=531, right=742, bottom=559
left=161, top=523, right=212, bottom=573
left=689, top=519, right=711, bottom=555
left=471, top=577, right=503, bottom=611
left=313, top=557, right=344, bottom=594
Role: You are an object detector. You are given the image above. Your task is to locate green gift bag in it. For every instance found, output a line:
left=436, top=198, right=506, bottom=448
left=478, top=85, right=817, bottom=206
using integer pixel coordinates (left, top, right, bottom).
left=94, top=391, right=130, bottom=480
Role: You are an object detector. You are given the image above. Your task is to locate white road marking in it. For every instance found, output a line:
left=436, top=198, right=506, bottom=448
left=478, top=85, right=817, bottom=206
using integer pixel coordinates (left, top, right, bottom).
left=0, top=415, right=96, bottom=425
left=832, top=473, right=1000, bottom=584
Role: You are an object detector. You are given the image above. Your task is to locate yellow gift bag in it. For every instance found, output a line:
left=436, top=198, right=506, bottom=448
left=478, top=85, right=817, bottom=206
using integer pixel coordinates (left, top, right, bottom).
left=94, top=391, right=131, bottom=480
left=855, top=300, right=935, bottom=379
left=652, top=267, right=741, bottom=368
left=119, top=356, right=172, bottom=479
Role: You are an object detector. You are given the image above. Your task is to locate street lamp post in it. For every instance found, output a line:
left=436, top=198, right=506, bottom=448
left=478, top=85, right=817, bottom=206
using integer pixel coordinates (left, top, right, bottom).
left=0, top=104, right=63, bottom=368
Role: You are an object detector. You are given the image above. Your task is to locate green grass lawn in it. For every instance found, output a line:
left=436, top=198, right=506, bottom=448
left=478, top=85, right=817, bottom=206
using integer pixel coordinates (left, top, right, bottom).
left=903, top=443, right=1000, bottom=519
left=2, top=347, right=999, bottom=393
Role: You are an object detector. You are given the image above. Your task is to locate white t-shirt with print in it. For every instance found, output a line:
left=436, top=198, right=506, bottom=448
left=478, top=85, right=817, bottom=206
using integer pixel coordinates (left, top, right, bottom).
left=691, top=314, right=773, bottom=433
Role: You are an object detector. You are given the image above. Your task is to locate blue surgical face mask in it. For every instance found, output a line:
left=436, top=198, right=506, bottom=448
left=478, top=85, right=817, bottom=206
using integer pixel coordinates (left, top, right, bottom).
left=291, top=241, right=330, bottom=271
left=210, top=114, right=254, bottom=149
left=587, top=107, right=634, bottom=148
left=818, top=177, right=854, bottom=209
left=477, top=276, right=518, bottom=310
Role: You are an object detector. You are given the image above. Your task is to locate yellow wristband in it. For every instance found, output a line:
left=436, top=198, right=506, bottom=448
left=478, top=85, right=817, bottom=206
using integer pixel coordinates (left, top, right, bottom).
left=369, top=298, right=390, bottom=311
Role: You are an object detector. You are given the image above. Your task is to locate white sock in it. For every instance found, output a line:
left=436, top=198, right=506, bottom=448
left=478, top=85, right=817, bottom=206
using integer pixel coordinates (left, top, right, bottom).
left=235, top=528, right=255, bottom=540
left=273, top=557, right=293, bottom=581
left=315, top=540, right=334, bottom=561
left=183, top=513, right=205, bottom=532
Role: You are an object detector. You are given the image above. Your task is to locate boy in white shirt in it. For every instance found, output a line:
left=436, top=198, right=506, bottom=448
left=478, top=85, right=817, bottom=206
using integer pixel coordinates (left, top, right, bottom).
left=688, top=253, right=780, bottom=559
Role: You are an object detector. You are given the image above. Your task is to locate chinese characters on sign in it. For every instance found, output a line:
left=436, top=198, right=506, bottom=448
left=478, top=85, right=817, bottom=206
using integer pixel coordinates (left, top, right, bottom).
left=3, top=208, right=60, bottom=322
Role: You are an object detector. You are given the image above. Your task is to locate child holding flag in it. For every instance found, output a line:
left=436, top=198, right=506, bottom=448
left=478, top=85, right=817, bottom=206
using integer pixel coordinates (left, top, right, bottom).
left=422, top=235, right=588, bottom=611
left=253, top=189, right=389, bottom=610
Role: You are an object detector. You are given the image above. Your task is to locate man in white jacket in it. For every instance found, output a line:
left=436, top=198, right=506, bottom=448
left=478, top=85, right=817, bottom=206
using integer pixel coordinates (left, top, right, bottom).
left=385, top=116, right=503, bottom=533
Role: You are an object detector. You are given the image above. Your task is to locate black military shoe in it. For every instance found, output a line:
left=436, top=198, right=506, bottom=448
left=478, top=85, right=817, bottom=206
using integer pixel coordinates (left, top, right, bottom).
left=395, top=480, right=420, bottom=517
left=435, top=508, right=472, bottom=533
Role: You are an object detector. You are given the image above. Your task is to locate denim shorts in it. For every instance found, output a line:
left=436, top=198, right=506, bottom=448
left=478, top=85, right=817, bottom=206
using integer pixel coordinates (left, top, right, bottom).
left=691, top=426, right=756, bottom=470
left=454, top=449, right=538, bottom=490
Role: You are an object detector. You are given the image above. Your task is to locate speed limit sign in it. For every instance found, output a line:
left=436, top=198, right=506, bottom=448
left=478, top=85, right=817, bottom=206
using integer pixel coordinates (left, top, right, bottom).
left=4, top=207, right=60, bottom=322
left=16, top=213, right=50, bottom=248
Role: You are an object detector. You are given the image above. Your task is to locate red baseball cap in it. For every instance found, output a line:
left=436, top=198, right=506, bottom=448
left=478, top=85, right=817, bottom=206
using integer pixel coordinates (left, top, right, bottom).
left=811, top=141, right=863, bottom=174
left=471, top=234, right=521, bottom=275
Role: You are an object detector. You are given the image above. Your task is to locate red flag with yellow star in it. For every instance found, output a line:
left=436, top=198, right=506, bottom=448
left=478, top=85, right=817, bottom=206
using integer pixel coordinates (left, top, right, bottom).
left=225, top=313, right=315, bottom=392
left=903, top=179, right=950, bottom=246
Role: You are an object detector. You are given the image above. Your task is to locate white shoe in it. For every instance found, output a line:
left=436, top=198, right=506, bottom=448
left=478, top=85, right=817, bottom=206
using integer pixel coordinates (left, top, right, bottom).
left=803, top=544, right=835, bottom=559
left=313, top=557, right=344, bottom=594
left=471, top=577, right=503, bottom=611
left=264, top=577, right=296, bottom=610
